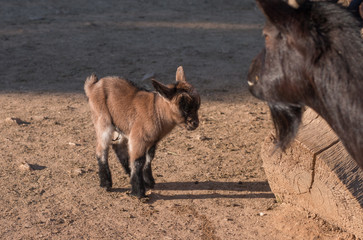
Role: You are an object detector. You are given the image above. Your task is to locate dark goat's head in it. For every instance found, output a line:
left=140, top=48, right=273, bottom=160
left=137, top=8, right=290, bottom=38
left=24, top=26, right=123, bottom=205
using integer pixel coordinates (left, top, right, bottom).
left=248, top=0, right=363, bottom=167
left=248, top=0, right=318, bottom=104
left=247, top=0, right=363, bottom=150
left=152, top=66, right=201, bottom=131
left=247, top=0, right=320, bottom=149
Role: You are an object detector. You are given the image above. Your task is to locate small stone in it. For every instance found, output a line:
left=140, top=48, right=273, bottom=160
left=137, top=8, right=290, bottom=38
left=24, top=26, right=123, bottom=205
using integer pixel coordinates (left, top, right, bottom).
left=73, top=168, right=85, bottom=176
left=5, top=117, right=12, bottom=122
left=19, top=162, right=33, bottom=171
left=68, top=142, right=81, bottom=146
left=24, top=222, right=32, bottom=228
left=6, top=117, right=30, bottom=125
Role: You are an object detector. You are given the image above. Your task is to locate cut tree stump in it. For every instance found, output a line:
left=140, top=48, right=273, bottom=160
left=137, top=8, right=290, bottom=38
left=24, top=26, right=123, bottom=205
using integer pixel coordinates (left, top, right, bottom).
left=261, top=107, right=363, bottom=238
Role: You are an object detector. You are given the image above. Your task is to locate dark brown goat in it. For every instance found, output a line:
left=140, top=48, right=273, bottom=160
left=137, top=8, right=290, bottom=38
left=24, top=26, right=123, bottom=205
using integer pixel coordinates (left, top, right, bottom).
left=85, top=66, right=200, bottom=198
left=248, top=0, right=363, bottom=168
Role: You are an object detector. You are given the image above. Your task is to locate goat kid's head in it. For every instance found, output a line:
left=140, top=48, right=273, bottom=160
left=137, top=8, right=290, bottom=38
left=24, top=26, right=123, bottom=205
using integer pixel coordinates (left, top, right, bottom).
left=152, top=66, right=201, bottom=131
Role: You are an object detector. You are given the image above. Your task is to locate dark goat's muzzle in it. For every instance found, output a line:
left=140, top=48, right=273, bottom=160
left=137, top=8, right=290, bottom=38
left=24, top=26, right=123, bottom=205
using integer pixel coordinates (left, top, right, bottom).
left=247, top=51, right=264, bottom=100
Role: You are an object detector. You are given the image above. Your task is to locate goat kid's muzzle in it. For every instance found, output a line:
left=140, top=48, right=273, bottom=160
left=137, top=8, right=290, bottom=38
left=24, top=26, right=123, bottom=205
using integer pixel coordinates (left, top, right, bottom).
left=185, top=119, right=199, bottom=131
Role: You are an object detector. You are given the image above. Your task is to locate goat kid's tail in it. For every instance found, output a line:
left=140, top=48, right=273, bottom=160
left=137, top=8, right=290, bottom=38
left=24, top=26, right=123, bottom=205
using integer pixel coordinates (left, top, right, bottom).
left=84, top=73, right=98, bottom=97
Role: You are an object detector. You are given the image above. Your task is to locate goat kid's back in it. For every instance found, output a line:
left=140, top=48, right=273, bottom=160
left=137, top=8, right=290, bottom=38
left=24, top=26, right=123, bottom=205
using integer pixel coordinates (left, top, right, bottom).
left=85, top=74, right=165, bottom=143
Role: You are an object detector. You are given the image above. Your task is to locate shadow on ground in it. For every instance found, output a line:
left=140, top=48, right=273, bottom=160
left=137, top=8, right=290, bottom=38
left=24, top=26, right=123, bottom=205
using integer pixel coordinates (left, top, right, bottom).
left=108, top=181, right=274, bottom=203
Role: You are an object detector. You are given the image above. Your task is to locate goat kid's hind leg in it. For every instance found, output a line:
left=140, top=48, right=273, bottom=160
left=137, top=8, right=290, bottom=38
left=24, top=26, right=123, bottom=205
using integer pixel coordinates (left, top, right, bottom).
left=97, top=149, right=111, bottom=190
left=112, top=139, right=130, bottom=176
left=96, top=125, right=114, bottom=190
left=143, top=145, right=156, bottom=189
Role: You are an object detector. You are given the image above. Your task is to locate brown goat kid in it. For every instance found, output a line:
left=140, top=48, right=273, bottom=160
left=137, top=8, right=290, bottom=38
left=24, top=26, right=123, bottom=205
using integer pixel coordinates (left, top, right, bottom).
left=84, top=66, right=201, bottom=198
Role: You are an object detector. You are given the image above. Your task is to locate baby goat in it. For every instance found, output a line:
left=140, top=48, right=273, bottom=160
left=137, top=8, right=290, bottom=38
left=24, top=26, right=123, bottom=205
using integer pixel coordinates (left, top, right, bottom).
left=84, top=66, right=201, bottom=198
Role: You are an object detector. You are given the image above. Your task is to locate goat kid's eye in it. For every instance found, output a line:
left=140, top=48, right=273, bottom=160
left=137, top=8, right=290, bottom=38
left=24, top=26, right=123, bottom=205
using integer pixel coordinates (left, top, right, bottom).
left=183, top=104, right=191, bottom=113
left=180, top=97, right=190, bottom=112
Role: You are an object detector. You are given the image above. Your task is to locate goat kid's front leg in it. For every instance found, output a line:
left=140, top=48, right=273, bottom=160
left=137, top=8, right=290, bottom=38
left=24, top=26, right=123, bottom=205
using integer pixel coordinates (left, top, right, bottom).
left=130, top=154, right=146, bottom=198
left=143, top=145, right=156, bottom=189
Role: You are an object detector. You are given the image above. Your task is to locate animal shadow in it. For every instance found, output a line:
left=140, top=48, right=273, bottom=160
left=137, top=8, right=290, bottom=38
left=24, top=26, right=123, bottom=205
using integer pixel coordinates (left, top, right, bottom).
left=147, top=181, right=275, bottom=203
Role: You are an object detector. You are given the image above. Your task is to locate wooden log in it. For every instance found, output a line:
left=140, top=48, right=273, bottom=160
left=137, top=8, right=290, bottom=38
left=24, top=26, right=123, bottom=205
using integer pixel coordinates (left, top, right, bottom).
left=261, top=108, right=363, bottom=238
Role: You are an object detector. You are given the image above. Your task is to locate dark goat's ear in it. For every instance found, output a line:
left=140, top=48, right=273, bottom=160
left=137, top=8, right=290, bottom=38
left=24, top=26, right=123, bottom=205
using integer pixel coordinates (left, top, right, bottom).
left=257, top=0, right=304, bottom=26
left=152, top=79, right=175, bottom=100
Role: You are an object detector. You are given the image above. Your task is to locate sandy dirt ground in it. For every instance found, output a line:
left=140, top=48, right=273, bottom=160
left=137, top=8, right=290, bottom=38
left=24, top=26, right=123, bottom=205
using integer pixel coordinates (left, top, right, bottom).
left=0, top=0, right=358, bottom=239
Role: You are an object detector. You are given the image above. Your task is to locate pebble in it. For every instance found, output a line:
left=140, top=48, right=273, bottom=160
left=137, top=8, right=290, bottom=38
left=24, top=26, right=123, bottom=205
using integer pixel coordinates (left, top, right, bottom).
left=72, top=168, right=86, bottom=176
left=68, top=142, right=81, bottom=146
left=19, top=162, right=33, bottom=171
left=6, top=117, right=30, bottom=125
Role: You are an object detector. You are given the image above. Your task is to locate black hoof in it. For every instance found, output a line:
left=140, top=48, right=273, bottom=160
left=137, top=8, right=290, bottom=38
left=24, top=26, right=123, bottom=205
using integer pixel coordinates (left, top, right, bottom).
left=129, top=190, right=146, bottom=199
left=100, top=179, right=112, bottom=190
left=144, top=180, right=155, bottom=189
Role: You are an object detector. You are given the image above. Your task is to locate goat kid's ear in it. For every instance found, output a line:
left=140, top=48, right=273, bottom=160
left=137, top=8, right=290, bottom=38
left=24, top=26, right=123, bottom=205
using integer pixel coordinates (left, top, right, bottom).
left=257, top=0, right=305, bottom=26
left=176, top=66, right=186, bottom=82
left=152, top=79, right=175, bottom=100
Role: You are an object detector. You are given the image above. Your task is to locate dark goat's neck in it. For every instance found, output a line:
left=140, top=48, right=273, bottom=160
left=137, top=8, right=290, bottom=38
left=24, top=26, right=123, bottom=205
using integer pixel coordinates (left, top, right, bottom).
left=309, top=51, right=363, bottom=167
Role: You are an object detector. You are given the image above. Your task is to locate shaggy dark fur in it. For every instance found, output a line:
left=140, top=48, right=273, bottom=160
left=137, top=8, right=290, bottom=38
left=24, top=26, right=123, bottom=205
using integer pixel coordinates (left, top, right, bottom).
left=248, top=0, right=363, bottom=168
